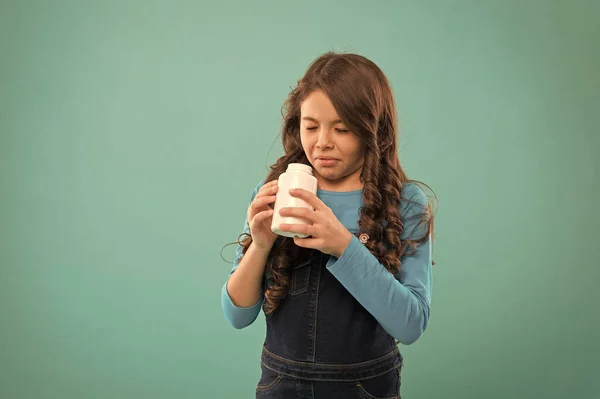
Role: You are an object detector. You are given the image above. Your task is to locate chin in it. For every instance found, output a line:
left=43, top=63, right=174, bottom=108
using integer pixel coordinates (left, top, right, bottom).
left=317, top=168, right=342, bottom=179
left=314, top=164, right=335, bottom=171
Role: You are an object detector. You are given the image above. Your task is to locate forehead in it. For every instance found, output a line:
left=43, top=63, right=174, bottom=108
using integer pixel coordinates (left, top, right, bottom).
left=300, top=90, right=340, bottom=120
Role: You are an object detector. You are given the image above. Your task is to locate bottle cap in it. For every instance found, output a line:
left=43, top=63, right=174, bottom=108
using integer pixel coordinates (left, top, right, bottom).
left=287, top=163, right=313, bottom=175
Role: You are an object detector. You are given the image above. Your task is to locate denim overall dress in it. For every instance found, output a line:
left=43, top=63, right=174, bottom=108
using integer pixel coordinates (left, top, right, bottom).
left=256, top=232, right=403, bottom=399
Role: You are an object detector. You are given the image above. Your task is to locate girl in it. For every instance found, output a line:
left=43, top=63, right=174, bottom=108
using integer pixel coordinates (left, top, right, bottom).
left=221, top=52, right=435, bottom=399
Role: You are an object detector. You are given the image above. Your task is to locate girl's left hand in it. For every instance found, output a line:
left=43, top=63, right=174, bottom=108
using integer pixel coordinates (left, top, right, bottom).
left=278, top=188, right=353, bottom=258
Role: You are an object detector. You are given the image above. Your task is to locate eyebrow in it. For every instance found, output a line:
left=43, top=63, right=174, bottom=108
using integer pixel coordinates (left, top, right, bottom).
left=302, top=116, right=343, bottom=124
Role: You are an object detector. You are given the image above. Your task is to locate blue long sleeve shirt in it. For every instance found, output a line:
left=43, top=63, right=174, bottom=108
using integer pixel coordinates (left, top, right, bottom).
left=221, top=180, right=433, bottom=345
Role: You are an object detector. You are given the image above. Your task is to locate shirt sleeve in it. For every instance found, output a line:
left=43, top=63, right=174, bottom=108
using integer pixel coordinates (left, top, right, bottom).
left=326, top=184, right=433, bottom=345
left=221, top=180, right=266, bottom=329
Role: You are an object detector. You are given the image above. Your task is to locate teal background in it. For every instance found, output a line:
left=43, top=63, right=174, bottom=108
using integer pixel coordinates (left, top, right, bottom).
left=1, top=1, right=598, bottom=398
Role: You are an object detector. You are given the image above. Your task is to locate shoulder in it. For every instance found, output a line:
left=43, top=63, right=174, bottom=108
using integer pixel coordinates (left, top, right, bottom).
left=400, top=182, right=428, bottom=216
left=248, top=179, right=267, bottom=201
left=399, top=182, right=431, bottom=240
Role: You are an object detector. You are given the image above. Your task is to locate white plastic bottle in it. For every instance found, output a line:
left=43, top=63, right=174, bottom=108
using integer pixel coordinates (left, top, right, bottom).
left=271, top=163, right=318, bottom=238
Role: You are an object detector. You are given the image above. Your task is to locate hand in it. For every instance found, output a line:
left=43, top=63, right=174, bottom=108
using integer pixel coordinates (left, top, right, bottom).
left=278, top=188, right=353, bottom=258
left=247, top=180, right=278, bottom=252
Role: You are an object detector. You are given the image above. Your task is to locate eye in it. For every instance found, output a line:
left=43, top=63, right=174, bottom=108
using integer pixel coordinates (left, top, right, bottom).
left=336, top=129, right=349, bottom=133
left=306, top=126, right=318, bottom=131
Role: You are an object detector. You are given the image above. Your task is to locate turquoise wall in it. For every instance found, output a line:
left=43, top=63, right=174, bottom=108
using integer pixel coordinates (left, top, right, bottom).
left=1, top=1, right=598, bottom=398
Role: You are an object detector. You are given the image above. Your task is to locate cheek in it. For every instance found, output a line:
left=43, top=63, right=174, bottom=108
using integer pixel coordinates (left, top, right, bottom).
left=349, top=142, right=365, bottom=162
left=300, top=134, right=314, bottom=151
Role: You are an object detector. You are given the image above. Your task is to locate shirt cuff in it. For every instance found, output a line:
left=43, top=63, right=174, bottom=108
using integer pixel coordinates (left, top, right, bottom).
left=221, top=280, right=263, bottom=329
left=326, top=234, right=364, bottom=276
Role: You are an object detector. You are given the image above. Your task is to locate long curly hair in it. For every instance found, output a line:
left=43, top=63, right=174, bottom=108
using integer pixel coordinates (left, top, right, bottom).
left=224, top=51, right=436, bottom=315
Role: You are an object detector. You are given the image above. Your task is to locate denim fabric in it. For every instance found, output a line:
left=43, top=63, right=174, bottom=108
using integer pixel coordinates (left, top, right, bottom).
left=256, top=233, right=403, bottom=399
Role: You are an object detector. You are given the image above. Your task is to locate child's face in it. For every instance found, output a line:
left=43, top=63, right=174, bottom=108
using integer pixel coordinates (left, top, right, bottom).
left=299, top=90, right=366, bottom=191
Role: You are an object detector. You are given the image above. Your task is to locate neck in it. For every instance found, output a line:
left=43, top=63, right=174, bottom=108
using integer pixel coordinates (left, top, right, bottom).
left=316, top=173, right=363, bottom=192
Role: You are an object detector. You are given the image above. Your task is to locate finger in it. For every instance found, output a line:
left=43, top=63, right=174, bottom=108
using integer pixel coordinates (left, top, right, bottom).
left=248, top=181, right=278, bottom=220
left=256, top=181, right=279, bottom=198
left=253, top=209, right=274, bottom=224
left=278, top=206, right=318, bottom=222
left=278, top=223, right=315, bottom=237
left=256, top=181, right=277, bottom=197
left=288, top=188, right=324, bottom=211
left=248, top=195, right=276, bottom=221
left=292, top=235, right=319, bottom=249
left=252, top=195, right=277, bottom=209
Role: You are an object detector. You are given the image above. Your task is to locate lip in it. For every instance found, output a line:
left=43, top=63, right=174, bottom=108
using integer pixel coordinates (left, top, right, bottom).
left=315, top=158, right=340, bottom=167
left=316, top=157, right=340, bottom=161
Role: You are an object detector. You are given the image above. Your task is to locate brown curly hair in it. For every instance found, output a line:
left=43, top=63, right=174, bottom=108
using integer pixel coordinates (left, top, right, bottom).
left=224, top=51, right=436, bottom=315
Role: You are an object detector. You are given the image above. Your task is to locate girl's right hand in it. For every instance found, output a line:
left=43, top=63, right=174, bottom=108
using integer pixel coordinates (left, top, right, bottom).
left=247, top=180, right=279, bottom=252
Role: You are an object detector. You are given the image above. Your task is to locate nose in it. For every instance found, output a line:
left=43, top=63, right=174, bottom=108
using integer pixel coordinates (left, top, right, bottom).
left=316, top=128, right=334, bottom=149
